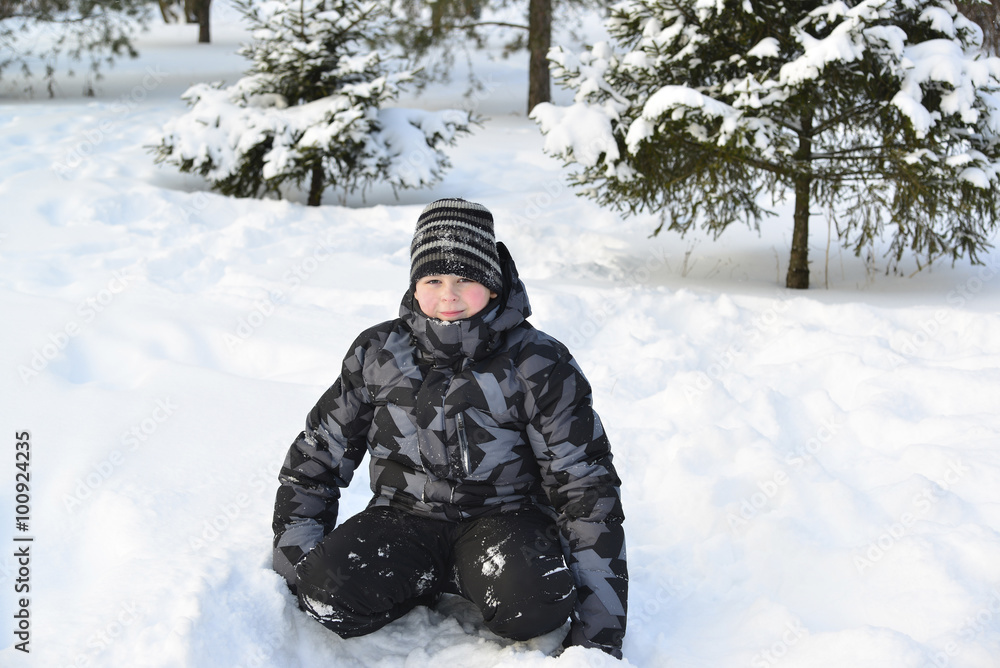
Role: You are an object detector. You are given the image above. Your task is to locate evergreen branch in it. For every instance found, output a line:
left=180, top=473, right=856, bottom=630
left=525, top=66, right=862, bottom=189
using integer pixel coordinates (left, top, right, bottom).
left=809, top=146, right=919, bottom=160
left=409, top=19, right=529, bottom=32
left=807, top=101, right=883, bottom=137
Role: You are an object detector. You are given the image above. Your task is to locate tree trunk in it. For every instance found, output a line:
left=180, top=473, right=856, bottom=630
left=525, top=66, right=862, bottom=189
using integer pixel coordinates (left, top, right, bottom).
left=307, top=163, right=324, bottom=207
left=196, top=0, right=211, bottom=43
left=158, top=0, right=178, bottom=23
left=958, top=0, right=999, bottom=54
left=786, top=110, right=813, bottom=289
left=527, top=0, right=552, bottom=114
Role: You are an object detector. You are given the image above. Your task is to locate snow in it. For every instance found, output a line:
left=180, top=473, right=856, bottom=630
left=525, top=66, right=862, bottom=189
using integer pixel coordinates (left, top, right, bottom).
left=3, top=6, right=1000, bottom=668
left=747, top=37, right=781, bottom=59
left=482, top=543, right=508, bottom=578
left=628, top=86, right=737, bottom=150
left=891, top=38, right=1000, bottom=133
left=531, top=102, right=621, bottom=169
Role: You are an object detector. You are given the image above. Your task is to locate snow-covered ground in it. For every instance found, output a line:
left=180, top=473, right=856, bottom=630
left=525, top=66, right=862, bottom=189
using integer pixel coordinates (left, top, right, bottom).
left=3, top=7, right=1000, bottom=668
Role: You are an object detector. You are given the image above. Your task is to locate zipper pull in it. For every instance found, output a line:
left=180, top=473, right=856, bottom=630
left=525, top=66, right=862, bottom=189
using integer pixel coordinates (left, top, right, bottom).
left=456, top=413, right=472, bottom=476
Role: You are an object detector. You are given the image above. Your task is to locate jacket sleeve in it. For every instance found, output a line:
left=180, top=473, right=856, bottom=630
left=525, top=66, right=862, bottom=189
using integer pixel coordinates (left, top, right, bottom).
left=271, top=333, right=375, bottom=589
left=524, top=348, right=628, bottom=658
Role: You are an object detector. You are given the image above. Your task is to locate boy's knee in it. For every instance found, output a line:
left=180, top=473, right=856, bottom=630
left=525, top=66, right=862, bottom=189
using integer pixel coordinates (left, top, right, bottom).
left=296, top=552, right=351, bottom=597
left=296, top=572, right=391, bottom=638
left=294, top=549, right=374, bottom=635
left=295, top=542, right=442, bottom=638
left=484, top=586, right=577, bottom=641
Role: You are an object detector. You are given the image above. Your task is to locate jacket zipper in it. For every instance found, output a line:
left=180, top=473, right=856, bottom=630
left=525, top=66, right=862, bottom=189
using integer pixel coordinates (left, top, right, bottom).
left=456, top=412, right=472, bottom=476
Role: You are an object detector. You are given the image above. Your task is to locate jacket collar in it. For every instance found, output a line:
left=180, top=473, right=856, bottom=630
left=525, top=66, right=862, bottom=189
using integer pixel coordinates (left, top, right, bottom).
left=401, top=243, right=531, bottom=368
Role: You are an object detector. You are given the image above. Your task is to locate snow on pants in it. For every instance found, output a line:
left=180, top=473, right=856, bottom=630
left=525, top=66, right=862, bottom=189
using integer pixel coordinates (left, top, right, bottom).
left=294, top=504, right=577, bottom=641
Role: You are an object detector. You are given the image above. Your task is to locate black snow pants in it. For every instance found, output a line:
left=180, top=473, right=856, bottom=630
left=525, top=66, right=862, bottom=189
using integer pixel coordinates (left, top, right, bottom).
left=294, top=504, right=577, bottom=641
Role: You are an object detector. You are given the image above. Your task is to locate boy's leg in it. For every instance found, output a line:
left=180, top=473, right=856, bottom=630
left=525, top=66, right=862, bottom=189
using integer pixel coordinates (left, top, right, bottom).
left=295, top=505, right=451, bottom=638
left=453, top=508, right=577, bottom=641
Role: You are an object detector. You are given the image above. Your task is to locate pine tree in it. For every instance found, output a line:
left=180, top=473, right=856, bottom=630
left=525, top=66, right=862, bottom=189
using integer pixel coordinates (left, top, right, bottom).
left=532, top=0, right=1000, bottom=288
left=387, top=0, right=601, bottom=113
left=153, top=0, right=473, bottom=206
left=1, top=0, right=149, bottom=96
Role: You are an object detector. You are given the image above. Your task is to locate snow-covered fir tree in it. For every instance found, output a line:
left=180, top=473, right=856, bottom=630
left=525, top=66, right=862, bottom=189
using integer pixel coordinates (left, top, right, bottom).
left=1, top=0, right=149, bottom=96
left=532, top=0, right=1000, bottom=288
left=154, top=0, right=473, bottom=205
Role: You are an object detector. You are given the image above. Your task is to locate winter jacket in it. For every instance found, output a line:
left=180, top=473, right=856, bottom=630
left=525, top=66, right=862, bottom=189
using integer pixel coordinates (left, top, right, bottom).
left=272, top=244, right=628, bottom=656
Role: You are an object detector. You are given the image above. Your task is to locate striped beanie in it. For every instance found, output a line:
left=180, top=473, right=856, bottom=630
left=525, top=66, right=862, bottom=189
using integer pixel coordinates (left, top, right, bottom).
left=410, top=198, right=503, bottom=294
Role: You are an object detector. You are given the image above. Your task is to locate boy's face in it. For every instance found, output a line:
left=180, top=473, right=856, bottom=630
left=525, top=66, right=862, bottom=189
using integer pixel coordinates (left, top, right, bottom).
left=414, top=275, right=497, bottom=321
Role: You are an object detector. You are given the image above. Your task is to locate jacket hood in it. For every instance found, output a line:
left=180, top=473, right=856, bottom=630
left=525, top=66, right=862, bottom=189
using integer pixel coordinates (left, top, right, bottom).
left=401, top=242, right=531, bottom=367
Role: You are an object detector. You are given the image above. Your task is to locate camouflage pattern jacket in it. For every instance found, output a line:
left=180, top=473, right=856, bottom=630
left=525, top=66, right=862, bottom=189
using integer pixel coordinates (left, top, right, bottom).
left=272, top=245, right=628, bottom=655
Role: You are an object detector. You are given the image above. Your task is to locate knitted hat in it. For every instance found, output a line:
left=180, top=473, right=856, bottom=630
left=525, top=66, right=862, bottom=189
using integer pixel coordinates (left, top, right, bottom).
left=410, top=198, right=503, bottom=294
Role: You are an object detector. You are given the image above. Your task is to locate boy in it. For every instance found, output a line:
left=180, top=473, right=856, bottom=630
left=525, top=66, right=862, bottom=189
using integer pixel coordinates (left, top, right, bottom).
left=271, top=198, right=628, bottom=657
